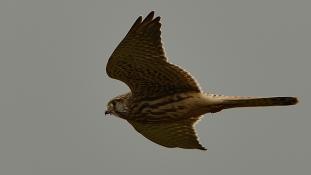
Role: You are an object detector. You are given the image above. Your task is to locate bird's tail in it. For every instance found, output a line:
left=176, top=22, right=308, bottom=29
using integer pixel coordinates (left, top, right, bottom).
left=207, top=94, right=298, bottom=112
left=205, top=94, right=298, bottom=113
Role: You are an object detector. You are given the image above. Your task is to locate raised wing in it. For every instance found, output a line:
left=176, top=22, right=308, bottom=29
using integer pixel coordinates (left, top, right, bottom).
left=106, top=11, right=200, bottom=100
left=128, top=117, right=206, bottom=150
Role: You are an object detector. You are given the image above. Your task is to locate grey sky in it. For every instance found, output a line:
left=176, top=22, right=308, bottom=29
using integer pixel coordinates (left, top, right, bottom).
left=0, top=0, right=310, bottom=175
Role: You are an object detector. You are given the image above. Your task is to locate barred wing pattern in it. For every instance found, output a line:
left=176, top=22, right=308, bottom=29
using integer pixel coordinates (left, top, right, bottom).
left=128, top=117, right=206, bottom=150
left=105, top=12, right=298, bottom=150
left=106, top=11, right=200, bottom=100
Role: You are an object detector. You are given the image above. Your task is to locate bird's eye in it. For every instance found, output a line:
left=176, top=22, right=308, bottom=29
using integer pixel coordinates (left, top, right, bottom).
left=112, top=101, right=116, bottom=106
left=108, top=101, right=115, bottom=109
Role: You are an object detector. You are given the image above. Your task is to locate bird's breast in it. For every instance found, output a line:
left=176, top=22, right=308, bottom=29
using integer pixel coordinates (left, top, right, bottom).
left=127, top=92, right=214, bottom=122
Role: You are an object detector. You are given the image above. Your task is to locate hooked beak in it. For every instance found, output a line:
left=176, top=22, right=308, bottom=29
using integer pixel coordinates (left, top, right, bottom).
left=105, top=110, right=111, bottom=115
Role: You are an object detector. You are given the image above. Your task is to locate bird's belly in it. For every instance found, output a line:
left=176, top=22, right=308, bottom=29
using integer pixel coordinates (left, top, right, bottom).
left=129, top=92, right=214, bottom=122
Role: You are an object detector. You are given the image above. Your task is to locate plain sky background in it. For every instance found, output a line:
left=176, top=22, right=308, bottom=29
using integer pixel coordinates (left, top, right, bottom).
left=0, top=0, right=310, bottom=175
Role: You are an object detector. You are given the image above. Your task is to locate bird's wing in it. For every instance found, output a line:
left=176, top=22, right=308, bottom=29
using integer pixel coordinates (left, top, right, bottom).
left=128, top=117, right=206, bottom=150
left=106, top=11, right=200, bottom=100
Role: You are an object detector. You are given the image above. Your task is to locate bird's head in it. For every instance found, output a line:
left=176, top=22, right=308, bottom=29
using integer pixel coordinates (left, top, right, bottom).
left=105, top=93, right=130, bottom=117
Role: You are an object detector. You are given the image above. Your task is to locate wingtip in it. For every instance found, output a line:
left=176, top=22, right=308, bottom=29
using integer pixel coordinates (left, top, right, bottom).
left=135, top=16, right=143, bottom=25
left=144, top=11, right=155, bottom=21
left=148, top=11, right=155, bottom=16
left=145, top=11, right=161, bottom=22
left=154, top=16, right=161, bottom=22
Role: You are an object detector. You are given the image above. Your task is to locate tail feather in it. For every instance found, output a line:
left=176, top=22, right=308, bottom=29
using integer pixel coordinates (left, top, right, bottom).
left=222, top=96, right=298, bottom=109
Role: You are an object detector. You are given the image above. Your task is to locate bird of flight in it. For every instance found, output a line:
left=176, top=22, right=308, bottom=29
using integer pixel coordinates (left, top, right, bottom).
left=105, top=11, right=298, bottom=150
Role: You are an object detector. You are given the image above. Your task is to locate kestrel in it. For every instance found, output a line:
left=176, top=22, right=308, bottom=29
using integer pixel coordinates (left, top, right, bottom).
left=105, top=11, right=298, bottom=150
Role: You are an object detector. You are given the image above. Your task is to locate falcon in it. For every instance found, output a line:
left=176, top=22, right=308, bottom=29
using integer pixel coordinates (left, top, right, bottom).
left=105, top=11, right=298, bottom=150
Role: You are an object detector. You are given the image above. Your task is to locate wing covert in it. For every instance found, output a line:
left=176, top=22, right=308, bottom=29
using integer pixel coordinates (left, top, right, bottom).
left=128, top=117, right=206, bottom=150
left=106, top=11, right=200, bottom=100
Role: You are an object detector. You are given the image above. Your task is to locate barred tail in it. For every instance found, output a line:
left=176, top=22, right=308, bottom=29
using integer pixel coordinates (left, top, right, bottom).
left=221, top=96, right=298, bottom=109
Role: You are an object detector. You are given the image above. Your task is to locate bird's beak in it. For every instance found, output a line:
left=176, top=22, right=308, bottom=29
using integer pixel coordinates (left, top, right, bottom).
left=105, top=110, right=111, bottom=115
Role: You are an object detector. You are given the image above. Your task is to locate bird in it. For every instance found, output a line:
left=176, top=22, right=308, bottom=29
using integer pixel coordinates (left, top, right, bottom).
left=105, top=11, right=298, bottom=150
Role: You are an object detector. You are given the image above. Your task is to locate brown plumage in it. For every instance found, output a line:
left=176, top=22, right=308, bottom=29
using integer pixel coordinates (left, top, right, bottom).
left=105, top=11, right=298, bottom=150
